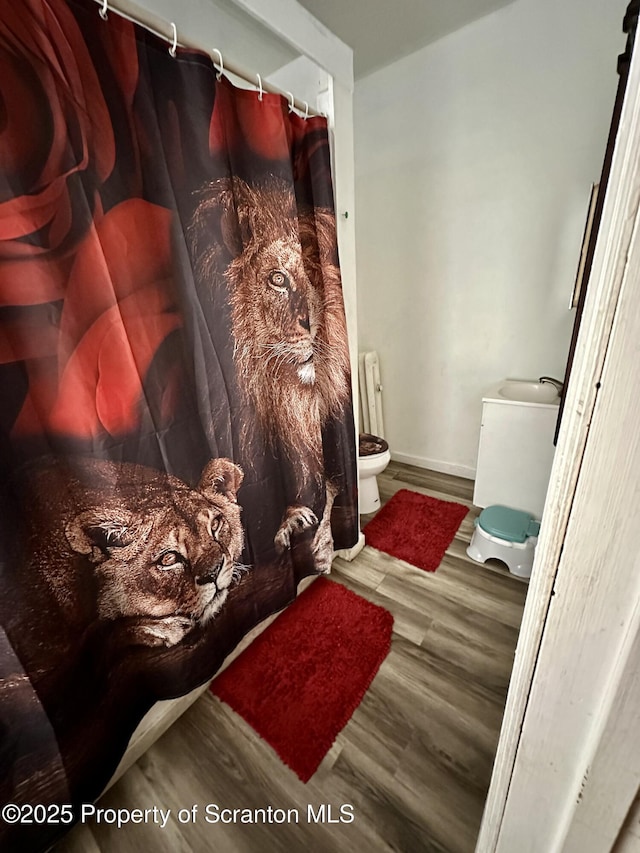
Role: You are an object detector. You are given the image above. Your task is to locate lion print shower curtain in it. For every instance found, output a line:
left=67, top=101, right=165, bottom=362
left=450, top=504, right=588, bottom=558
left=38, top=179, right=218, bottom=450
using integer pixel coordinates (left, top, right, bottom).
left=0, top=0, right=358, bottom=848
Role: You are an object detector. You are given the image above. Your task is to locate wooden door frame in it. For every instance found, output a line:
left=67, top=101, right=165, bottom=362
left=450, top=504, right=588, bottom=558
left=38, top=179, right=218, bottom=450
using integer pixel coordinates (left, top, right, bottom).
left=477, top=25, right=640, bottom=853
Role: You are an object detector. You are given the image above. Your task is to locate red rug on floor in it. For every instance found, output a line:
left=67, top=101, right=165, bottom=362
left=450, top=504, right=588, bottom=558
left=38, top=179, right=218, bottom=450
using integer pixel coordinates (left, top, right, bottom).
left=210, top=576, right=393, bottom=782
left=363, top=488, right=468, bottom=572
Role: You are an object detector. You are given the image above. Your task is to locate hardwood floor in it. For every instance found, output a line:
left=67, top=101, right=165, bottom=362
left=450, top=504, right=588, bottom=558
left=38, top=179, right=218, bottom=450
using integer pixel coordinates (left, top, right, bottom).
left=56, top=462, right=528, bottom=853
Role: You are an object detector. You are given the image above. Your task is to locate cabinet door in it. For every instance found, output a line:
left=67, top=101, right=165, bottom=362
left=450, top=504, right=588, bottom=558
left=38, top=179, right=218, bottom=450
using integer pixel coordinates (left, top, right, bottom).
left=473, top=403, right=557, bottom=516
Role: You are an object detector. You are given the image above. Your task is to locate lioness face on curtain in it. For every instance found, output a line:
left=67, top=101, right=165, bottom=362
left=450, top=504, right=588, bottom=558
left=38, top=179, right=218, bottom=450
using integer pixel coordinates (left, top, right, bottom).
left=0, top=0, right=357, bottom=847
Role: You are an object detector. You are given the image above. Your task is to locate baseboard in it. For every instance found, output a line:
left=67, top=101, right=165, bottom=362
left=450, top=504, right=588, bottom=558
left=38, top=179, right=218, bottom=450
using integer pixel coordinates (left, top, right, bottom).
left=335, top=531, right=365, bottom=562
left=391, top=451, right=476, bottom=481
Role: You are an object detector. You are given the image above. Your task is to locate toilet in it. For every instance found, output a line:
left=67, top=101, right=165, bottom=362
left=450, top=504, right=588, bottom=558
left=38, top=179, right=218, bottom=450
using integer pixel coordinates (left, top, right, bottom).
left=467, top=505, right=540, bottom=579
left=358, top=433, right=391, bottom=514
left=358, top=351, right=391, bottom=514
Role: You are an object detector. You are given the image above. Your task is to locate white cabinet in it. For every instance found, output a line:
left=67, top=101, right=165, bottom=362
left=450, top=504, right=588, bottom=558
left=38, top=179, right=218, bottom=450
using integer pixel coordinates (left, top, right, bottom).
left=473, top=384, right=559, bottom=517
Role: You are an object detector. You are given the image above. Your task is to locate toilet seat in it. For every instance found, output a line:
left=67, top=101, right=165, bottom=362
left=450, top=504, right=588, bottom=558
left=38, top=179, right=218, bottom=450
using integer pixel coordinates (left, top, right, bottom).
left=359, top=433, right=389, bottom=458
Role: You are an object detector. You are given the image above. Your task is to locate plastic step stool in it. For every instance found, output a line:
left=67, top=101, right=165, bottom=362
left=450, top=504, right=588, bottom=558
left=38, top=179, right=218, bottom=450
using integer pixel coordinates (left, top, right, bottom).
left=466, top=505, right=540, bottom=579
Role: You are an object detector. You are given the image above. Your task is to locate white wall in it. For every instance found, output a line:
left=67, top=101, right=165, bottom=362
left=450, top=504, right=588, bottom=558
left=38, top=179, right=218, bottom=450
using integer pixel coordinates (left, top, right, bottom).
left=354, top=0, right=628, bottom=478
left=112, top=0, right=298, bottom=77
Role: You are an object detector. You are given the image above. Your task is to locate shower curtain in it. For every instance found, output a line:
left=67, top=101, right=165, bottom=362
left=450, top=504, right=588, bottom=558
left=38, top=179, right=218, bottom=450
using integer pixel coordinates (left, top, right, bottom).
left=0, top=0, right=358, bottom=848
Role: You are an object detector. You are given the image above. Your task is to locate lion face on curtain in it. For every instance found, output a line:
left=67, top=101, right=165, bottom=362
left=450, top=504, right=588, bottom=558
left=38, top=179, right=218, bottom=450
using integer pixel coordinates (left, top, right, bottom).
left=191, top=176, right=351, bottom=476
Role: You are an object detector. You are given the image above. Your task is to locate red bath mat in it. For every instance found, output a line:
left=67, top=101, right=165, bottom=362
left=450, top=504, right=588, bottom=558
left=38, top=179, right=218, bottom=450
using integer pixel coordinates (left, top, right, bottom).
left=210, top=576, right=393, bottom=782
left=363, top=488, right=469, bottom=572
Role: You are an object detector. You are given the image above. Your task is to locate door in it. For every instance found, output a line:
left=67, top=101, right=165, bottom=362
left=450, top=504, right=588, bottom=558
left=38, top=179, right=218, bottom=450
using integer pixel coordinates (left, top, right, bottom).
left=478, top=4, right=640, bottom=850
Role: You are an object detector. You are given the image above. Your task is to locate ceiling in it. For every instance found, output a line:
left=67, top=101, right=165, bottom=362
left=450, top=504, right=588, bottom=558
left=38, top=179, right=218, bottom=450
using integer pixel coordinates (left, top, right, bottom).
left=296, top=0, right=517, bottom=79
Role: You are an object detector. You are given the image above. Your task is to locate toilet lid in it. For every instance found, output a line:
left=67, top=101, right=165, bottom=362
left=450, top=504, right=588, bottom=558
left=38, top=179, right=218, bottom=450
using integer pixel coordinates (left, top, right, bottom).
left=359, top=433, right=389, bottom=457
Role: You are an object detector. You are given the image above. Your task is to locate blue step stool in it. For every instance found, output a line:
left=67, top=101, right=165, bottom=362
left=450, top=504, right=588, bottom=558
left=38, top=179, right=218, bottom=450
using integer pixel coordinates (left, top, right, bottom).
left=467, top=505, right=540, bottom=579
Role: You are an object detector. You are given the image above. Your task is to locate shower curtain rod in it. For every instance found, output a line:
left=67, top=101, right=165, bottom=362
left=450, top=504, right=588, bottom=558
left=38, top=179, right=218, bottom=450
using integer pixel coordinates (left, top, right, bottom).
left=89, top=0, right=323, bottom=118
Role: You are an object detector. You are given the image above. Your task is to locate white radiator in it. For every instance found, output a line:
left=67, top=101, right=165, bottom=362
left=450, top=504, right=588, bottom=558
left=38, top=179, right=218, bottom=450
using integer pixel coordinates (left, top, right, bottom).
left=358, top=351, right=385, bottom=438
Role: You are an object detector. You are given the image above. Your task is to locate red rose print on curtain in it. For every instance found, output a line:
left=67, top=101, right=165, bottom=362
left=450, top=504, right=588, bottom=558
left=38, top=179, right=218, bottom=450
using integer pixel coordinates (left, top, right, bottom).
left=209, top=78, right=293, bottom=160
left=0, top=0, right=177, bottom=440
left=0, top=0, right=124, bottom=261
left=11, top=199, right=180, bottom=437
left=209, top=78, right=326, bottom=174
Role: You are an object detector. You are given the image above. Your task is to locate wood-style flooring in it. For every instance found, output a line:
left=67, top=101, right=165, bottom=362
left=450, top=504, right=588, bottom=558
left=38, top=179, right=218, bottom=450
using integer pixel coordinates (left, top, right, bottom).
left=56, top=462, right=528, bottom=853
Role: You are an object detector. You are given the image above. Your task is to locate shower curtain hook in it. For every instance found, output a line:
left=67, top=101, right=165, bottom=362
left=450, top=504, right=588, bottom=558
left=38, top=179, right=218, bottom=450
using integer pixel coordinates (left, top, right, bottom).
left=256, top=73, right=263, bottom=101
left=303, top=101, right=309, bottom=120
left=169, top=22, right=177, bottom=58
left=285, top=91, right=295, bottom=113
left=99, top=0, right=108, bottom=20
left=212, top=48, right=224, bottom=81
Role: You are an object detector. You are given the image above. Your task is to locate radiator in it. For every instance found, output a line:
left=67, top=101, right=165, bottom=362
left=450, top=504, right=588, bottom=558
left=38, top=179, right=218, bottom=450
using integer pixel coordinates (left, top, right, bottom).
left=358, top=351, right=385, bottom=438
